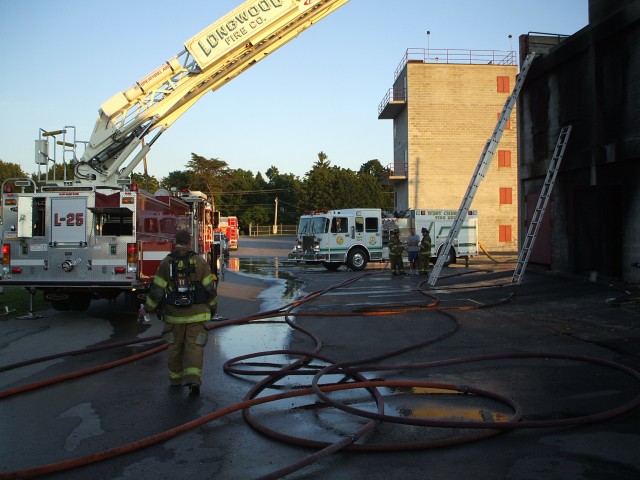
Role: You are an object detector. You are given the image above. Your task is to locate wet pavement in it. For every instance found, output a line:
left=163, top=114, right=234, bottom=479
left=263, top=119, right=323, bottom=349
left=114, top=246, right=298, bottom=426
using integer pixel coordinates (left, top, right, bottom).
left=1, top=236, right=639, bottom=479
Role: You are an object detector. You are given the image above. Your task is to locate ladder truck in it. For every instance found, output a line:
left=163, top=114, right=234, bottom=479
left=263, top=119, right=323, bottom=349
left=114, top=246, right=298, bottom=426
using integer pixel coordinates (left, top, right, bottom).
left=0, top=0, right=351, bottom=311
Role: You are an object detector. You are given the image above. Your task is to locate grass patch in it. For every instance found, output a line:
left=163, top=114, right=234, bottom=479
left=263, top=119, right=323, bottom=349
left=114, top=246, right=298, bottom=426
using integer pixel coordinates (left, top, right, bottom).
left=0, top=287, right=50, bottom=320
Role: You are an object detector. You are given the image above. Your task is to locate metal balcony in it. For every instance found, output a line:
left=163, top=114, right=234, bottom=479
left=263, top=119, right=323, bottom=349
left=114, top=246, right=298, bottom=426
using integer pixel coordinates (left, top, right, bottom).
left=378, top=87, right=407, bottom=119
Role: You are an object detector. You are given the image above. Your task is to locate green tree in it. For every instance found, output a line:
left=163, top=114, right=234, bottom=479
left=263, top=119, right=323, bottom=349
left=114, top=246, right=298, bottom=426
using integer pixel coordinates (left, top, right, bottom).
left=265, top=166, right=302, bottom=224
left=302, top=154, right=394, bottom=212
left=220, top=168, right=266, bottom=217
left=0, top=160, right=28, bottom=188
left=265, top=166, right=279, bottom=180
left=131, top=172, right=160, bottom=193
left=241, top=205, right=271, bottom=229
left=313, top=151, right=330, bottom=170
left=301, top=166, right=334, bottom=211
left=358, top=159, right=394, bottom=211
left=161, top=170, right=191, bottom=191
left=186, top=153, right=231, bottom=200
left=359, top=159, right=388, bottom=183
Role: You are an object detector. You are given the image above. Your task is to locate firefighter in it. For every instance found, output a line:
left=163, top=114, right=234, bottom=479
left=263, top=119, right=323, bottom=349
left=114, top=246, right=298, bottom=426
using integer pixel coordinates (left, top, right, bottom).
left=139, top=229, right=217, bottom=395
left=405, top=227, right=421, bottom=275
left=389, top=228, right=405, bottom=275
left=418, top=227, right=432, bottom=275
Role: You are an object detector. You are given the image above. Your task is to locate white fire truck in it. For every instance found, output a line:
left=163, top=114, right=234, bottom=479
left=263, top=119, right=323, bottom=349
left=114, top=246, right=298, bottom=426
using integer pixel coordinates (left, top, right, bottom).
left=288, top=208, right=478, bottom=271
left=0, top=0, right=351, bottom=310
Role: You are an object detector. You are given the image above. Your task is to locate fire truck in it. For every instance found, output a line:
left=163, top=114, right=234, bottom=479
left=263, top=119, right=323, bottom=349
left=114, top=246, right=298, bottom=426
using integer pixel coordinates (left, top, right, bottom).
left=288, top=208, right=478, bottom=271
left=0, top=0, right=350, bottom=310
left=0, top=177, right=216, bottom=311
left=217, top=216, right=239, bottom=251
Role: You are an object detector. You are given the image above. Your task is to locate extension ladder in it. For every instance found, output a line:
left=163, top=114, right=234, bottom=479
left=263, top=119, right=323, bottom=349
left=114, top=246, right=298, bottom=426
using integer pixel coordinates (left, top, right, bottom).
left=427, top=52, right=536, bottom=286
left=511, top=125, right=572, bottom=284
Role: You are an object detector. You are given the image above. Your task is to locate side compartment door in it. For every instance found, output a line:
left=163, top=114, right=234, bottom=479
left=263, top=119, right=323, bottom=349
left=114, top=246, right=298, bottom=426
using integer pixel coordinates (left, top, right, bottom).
left=17, top=197, right=33, bottom=238
left=364, top=215, right=383, bottom=261
left=329, top=215, right=349, bottom=261
left=138, top=241, right=173, bottom=280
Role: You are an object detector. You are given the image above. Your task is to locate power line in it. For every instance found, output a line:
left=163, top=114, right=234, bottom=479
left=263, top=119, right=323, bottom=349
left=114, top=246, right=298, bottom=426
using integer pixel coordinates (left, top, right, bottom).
left=213, top=189, right=289, bottom=195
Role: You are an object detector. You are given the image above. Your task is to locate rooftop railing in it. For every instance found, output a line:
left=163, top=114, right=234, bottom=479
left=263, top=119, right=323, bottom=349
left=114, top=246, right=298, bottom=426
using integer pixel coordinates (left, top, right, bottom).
left=393, top=48, right=517, bottom=81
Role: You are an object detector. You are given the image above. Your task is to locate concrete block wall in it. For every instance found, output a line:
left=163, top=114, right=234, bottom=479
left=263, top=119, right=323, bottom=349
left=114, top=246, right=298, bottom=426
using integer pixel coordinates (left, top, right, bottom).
left=400, top=62, right=519, bottom=252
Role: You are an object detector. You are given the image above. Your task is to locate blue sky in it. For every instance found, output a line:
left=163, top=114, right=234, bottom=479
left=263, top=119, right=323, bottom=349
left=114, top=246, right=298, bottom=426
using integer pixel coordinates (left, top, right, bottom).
left=0, top=0, right=588, bottom=180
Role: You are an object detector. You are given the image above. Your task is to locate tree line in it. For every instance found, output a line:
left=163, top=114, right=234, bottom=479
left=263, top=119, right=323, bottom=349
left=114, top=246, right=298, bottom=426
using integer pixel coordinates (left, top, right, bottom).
left=0, top=151, right=394, bottom=230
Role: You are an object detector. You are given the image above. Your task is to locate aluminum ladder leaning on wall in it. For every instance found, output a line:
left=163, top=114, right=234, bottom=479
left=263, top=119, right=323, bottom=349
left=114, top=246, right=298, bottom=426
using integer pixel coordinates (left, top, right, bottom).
left=512, top=125, right=573, bottom=284
left=427, top=52, right=537, bottom=287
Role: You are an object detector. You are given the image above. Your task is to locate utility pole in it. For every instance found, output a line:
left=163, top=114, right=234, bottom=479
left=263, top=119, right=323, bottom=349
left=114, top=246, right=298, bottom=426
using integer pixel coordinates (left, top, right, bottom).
left=273, top=197, right=279, bottom=234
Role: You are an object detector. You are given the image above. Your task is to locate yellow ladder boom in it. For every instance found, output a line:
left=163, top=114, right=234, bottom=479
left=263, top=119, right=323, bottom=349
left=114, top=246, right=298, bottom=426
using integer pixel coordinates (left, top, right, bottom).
left=78, top=0, right=351, bottom=185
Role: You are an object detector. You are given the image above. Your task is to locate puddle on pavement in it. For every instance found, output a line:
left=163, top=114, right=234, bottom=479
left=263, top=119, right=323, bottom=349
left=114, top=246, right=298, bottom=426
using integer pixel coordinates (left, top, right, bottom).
left=216, top=257, right=306, bottom=361
left=232, top=256, right=305, bottom=309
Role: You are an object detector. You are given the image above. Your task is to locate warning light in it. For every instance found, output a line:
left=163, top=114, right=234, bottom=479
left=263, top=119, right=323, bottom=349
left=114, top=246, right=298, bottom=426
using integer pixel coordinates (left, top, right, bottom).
left=127, top=243, right=137, bottom=263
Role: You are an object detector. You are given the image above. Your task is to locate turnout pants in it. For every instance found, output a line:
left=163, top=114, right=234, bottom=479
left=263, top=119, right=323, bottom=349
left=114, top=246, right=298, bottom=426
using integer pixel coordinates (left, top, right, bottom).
left=418, top=253, right=430, bottom=275
left=390, top=254, right=404, bottom=274
left=162, top=322, right=209, bottom=386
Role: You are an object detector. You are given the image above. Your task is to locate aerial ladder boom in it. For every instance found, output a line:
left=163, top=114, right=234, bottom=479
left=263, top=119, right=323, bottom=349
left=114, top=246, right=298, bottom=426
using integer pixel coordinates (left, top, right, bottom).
left=70, top=0, right=351, bottom=186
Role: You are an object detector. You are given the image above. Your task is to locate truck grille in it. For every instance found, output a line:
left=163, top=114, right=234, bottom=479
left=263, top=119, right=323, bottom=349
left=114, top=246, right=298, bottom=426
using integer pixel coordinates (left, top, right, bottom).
left=302, top=236, right=315, bottom=252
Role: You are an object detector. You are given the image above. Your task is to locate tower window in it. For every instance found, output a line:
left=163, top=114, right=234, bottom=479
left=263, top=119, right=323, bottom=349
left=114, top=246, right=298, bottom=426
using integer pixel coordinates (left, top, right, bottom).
left=498, top=150, right=512, bottom=167
left=499, top=187, right=513, bottom=204
left=499, top=225, right=512, bottom=242
left=497, top=76, right=510, bottom=93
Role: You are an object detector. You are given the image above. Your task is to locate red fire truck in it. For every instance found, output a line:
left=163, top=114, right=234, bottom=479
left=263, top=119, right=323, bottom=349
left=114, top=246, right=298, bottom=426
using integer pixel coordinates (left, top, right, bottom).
left=217, top=216, right=239, bottom=251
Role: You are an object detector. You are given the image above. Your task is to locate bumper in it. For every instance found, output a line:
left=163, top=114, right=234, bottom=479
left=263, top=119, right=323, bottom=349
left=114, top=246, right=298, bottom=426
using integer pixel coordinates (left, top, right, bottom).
left=288, top=252, right=321, bottom=262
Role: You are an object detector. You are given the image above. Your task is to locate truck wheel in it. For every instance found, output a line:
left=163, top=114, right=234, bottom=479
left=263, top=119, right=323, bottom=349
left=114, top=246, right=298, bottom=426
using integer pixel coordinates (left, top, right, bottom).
left=51, top=299, right=71, bottom=311
left=70, top=293, right=92, bottom=311
left=437, top=245, right=456, bottom=266
left=45, top=292, right=71, bottom=311
left=347, top=248, right=368, bottom=271
left=322, top=262, right=341, bottom=271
